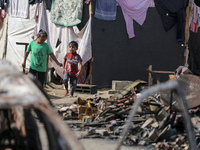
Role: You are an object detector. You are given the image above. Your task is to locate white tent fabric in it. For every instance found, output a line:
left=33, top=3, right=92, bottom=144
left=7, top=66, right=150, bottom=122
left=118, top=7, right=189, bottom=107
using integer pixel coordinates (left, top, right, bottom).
left=0, top=13, right=8, bottom=59
left=8, top=0, right=29, bottom=18
left=6, top=1, right=92, bottom=75
left=6, top=4, right=36, bottom=71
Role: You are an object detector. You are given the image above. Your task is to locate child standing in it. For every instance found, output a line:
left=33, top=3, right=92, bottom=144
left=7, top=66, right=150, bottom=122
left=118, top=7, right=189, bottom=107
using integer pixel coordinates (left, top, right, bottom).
left=63, top=41, right=82, bottom=97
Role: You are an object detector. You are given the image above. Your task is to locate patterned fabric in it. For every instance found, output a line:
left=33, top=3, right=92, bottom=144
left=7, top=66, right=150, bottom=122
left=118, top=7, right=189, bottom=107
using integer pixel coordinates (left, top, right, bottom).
left=78, top=62, right=90, bottom=84
left=51, top=0, right=83, bottom=27
left=190, top=3, right=200, bottom=33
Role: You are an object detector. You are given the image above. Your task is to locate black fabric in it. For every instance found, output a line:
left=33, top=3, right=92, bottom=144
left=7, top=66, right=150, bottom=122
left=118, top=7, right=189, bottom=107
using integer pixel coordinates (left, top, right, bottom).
left=29, top=0, right=42, bottom=4
left=0, top=0, right=4, bottom=9
left=154, top=0, right=188, bottom=42
left=195, top=0, right=200, bottom=7
left=188, top=30, right=200, bottom=75
left=29, top=68, right=46, bottom=87
left=44, top=0, right=52, bottom=10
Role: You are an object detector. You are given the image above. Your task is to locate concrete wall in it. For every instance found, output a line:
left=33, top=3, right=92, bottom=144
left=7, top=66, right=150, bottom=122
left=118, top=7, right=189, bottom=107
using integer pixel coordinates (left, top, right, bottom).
left=81, top=4, right=185, bottom=88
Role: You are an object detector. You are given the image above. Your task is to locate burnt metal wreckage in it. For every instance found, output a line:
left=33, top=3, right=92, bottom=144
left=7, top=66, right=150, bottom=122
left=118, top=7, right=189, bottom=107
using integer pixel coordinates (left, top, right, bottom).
left=0, top=60, right=84, bottom=150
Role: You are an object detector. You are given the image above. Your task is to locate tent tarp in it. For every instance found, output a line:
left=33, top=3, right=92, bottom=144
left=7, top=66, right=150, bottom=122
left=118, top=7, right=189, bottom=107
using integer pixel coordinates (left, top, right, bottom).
left=6, top=2, right=92, bottom=76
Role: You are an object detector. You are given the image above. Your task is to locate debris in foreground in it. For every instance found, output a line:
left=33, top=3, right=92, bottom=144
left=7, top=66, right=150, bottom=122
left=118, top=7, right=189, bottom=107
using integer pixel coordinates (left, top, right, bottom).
left=58, top=75, right=200, bottom=150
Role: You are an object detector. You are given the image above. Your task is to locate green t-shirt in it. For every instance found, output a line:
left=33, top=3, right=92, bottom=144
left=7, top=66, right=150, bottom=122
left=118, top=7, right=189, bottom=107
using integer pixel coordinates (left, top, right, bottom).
left=27, top=41, right=52, bottom=72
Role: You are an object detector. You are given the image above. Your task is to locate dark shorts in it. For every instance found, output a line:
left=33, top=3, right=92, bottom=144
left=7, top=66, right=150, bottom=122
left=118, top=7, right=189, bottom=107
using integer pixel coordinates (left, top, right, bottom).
left=29, top=68, right=46, bottom=87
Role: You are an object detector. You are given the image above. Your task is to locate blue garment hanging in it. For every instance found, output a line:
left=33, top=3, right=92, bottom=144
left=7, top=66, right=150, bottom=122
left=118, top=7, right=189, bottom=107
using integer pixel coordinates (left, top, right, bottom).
left=94, top=0, right=117, bottom=21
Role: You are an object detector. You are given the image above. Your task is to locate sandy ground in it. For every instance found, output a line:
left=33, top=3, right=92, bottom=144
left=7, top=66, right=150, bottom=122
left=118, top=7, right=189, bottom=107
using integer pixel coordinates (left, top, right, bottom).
left=40, top=82, right=154, bottom=150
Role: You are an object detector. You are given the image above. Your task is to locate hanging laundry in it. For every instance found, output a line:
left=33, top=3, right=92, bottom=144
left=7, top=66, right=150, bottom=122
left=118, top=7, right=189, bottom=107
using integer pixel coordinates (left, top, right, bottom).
left=154, top=0, right=189, bottom=42
left=29, top=0, right=42, bottom=4
left=117, top=0, right=153, bottom=39
left=78, top=62, right=90, bottom=84
left=44, top=0, right=52, bottom=10
left=0, top=0, right=6, bottom=29
left=190, top=3, right=200, bottom=33
left=8, top=0, right=29, bottom=18
left=34, top=1, right=92, bottom=79
left=6, top=4, right=36, bottom=69
left=94, top=0, right=117, bottom=21
left=51, top=0, right=83, bottom=27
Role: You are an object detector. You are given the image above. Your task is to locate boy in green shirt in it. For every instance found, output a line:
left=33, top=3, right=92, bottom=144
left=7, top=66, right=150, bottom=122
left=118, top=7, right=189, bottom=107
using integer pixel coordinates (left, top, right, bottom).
left=22, top=30, right=62, bottom=87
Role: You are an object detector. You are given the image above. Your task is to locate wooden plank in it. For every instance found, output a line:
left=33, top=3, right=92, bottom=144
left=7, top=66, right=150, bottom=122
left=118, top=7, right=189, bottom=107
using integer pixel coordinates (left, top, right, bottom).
left=89, top=0, right=93, bottom=85
left=148, top=65, right=153, bottom=87
left=110, top=80, right=147, bottom=100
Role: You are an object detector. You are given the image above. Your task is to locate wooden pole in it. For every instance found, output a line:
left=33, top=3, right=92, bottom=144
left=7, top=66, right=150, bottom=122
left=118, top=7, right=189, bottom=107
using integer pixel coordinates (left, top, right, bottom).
left=89, top=0, right=93, bottom=85
left=184, top=5, right=190, bottom=66
left=148, top=65, right=153, bottom=87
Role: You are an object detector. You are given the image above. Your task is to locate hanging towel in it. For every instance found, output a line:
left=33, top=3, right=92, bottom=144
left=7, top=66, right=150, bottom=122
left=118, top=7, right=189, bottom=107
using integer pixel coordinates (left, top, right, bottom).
left=51, top=0, right=83, bottom=27
left=8, top=0, right=29, bottom=18
left=154, top=0, right=189, bottom=42
left=117, top=0, right=153, bottom=39
left=34, top=2, right=92, bottom=78
left=190, top=3, right=200, bottom=33
left=94, top=0, right=117, bottom=21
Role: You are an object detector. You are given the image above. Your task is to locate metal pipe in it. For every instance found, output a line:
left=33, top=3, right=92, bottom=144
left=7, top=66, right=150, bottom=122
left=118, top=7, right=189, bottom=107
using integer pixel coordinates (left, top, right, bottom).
left=115, top=80, right=197, bottom=150
left=175, top=86, right=197, bottom=150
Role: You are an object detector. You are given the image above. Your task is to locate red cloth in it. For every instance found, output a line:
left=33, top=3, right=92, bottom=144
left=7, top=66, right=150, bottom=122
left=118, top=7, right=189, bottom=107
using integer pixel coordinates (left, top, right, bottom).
left=78, top=62, right=90, bottom=84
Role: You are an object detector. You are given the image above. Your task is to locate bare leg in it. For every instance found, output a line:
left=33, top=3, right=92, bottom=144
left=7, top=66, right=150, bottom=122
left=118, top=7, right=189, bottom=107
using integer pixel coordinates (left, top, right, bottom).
left=63, top=73, right=69, bottom=96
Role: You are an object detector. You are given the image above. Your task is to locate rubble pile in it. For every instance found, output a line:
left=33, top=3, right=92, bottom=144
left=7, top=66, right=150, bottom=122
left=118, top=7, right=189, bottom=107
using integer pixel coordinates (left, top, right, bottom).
left=56, top=79, right=200, bottom=149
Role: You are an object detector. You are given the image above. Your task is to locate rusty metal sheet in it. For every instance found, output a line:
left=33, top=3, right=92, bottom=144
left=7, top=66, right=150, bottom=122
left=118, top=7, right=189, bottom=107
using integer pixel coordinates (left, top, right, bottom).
left=160, top=74, right=200, bottom=110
